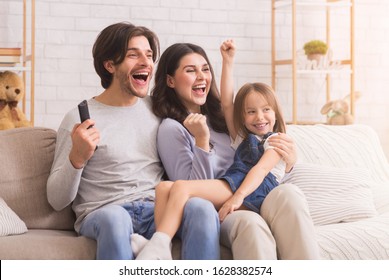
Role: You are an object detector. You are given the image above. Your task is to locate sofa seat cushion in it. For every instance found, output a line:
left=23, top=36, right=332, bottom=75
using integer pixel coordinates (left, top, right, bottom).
left=0, top=229, right=96, bottom=259
left=317, top=212, right=389, bottom=259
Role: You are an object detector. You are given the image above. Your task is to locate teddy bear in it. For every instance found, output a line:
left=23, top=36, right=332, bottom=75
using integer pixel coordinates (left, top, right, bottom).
left=0, top=71, right=32, bottom=130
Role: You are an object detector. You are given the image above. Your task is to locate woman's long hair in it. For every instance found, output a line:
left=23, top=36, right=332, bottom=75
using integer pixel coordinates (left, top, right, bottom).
left=151, top=43, right=228, bottom=134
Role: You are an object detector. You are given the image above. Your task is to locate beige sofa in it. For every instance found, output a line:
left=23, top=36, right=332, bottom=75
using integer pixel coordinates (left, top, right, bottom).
left=1, top=124, right=389, bottom=260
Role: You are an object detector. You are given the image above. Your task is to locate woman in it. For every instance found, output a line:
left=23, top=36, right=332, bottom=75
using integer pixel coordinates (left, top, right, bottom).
left=142, top=41, right=319, bottom=259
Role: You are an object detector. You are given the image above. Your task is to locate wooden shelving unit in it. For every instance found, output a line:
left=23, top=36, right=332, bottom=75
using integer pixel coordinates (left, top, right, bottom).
left=271, top=0, right=355, bottom=124
left=0, top=0, right=35, bottom=125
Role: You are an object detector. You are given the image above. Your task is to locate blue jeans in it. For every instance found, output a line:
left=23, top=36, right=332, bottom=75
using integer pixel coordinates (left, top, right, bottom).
left=79, top=198, right=220, bottom=260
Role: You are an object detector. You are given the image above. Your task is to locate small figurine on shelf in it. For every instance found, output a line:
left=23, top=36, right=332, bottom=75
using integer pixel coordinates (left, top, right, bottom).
left=320, top=92, right=361, bottom=126
left=0, top=71, right=32, bottom=130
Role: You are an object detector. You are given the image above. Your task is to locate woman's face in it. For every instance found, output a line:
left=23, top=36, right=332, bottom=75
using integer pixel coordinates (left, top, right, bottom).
left=167, top=53, right=212, bottom=113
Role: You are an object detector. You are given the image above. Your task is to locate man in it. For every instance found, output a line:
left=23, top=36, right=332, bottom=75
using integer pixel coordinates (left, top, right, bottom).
left=46, top=22, right=219, bottom=260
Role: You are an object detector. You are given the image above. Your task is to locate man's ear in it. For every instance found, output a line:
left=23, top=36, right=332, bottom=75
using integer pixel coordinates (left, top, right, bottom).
left=104, top=60, right=114, bottom=73
left=167, top=75, right=175, bottom=88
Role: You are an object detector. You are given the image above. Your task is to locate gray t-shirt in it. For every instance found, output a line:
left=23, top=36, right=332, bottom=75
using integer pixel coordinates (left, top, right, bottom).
left=47, top=97, right=164, bottom=232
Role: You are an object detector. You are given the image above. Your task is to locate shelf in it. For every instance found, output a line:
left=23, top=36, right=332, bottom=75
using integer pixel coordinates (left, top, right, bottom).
left=2, top=0, right=35, bottom=125
left=274, top=0, right=352, bottom=9
left=271, top=0, right=355, bottom=124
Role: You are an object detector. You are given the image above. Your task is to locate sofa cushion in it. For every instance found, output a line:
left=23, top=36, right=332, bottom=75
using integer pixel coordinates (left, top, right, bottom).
left=283, top=163, right=378, bottom=226
left=0, top=197, right=27, bottom=236
left=0, top=127, right=75, bottom=230
left=0, top=229, right=96, bottom=259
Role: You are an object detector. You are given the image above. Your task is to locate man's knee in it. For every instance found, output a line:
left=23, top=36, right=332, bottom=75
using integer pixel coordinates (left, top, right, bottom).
left=92, top=204, right=132, bottom=230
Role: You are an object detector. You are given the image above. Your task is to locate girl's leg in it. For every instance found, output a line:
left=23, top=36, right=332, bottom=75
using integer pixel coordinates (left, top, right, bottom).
left=158, top=179, right=233, bottom=238
left=136, top=179, right=233, bottom=260
left=131, top=181, right=173, bottom=257
left=154, top=181, right=173, bottom=228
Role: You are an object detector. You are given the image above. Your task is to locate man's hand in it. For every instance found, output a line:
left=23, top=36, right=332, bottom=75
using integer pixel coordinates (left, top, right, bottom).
left=69, top=119, right=100, bottom=169
left=183, top=113, right=211, bottom=151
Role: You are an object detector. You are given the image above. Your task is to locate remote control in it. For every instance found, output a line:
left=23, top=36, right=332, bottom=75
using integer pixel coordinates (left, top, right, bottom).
left=78, top=100, right=91, bottom=126
left=78, top=100, right=98, bottom=150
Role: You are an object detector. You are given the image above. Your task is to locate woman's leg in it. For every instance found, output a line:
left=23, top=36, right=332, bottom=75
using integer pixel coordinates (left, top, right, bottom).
left=220, top=210, right=277, bottom=260
left=260, top=183, right=320, bottom=259
left=136, top=179, right=233, bottom=260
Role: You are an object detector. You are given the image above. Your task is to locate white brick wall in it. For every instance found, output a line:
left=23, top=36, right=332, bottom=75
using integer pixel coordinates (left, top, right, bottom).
left=1, top=0, right=389, bottom=159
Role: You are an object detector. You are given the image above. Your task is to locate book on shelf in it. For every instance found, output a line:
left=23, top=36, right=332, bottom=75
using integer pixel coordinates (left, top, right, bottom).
left=0, top=55, right=21, bottom=64
left=0, top=47, right=22, bottom=56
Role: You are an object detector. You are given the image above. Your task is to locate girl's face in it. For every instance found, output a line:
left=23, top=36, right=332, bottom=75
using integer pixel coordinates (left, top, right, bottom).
left=167, top=53, right=212, bottom=113
left=243, top=91, right=276, bottom=136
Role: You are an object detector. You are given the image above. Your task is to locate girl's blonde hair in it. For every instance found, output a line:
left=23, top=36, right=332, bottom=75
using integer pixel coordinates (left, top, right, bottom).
left=233, top=82, right=286, bottom=139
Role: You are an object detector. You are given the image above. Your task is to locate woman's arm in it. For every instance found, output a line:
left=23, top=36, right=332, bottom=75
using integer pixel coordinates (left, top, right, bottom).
left=218, top=148, right=281, bottom=221
left=220, top=39, right=237, bottom=140
left=157, top=118, right=216, bottom=180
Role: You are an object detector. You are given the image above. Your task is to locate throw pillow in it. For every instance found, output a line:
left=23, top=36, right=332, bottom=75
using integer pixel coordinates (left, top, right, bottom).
left=0, top=197, right=28, bottom=236
left=282, top=163, right=378, bottom=226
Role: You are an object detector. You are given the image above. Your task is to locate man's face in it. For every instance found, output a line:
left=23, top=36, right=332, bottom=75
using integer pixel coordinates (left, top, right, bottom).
left=114, top=35, right=154, bottom=99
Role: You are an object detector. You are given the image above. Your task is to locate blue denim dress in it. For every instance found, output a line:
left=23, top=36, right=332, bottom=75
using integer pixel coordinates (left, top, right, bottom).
left=220, top=132, right=279, bottom=213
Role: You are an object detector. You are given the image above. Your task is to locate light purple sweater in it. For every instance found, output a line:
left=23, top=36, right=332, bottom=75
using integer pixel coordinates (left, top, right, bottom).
left=157, top=118, right=235, bottom=181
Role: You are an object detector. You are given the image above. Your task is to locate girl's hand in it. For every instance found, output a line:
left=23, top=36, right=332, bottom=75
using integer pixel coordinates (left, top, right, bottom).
left=183, top=113, right=211, bottom=151
left=267, top=133, right=297, bottom=172
left=220, top=39, right=236, bottom=64
left=218, top=194, right=244, bottom=222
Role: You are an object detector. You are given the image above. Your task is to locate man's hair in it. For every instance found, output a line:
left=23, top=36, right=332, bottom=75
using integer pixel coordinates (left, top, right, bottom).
left=92, top=22, right=160, bottom=89
left=151, top=43, right=228, bottom=134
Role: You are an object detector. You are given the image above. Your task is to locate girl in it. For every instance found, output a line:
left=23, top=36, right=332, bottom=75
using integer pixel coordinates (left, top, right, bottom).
left=137, top=80, right=288, bottom=260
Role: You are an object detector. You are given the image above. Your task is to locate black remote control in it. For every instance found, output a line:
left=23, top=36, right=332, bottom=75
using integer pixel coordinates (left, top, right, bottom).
left=78, top=100, right=90, bottom=126
left=78, top=100, right=97, bottom=150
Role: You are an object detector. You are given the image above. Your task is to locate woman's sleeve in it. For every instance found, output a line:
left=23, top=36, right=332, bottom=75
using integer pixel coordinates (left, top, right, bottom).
left=157, top=119, right=216, bottom=181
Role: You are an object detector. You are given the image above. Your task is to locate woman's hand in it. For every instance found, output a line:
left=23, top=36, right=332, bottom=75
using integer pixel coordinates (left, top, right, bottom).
left=183, top=113, right=211, bottom=151
left=267, top=133, right=297, bottom=172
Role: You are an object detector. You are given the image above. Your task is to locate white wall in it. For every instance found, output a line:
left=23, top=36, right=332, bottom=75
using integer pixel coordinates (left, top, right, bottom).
left=1, top=0, right=389, bottom=159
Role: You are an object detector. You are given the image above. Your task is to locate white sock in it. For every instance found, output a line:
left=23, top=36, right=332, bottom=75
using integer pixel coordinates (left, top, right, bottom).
left=135, top=232, right=172, bottom=260
left=131, top=233, right=149, bottom=257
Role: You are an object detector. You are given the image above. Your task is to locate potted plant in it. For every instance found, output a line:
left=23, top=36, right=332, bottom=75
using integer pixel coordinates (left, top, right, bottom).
left=303, top=40, right=328, bottom=63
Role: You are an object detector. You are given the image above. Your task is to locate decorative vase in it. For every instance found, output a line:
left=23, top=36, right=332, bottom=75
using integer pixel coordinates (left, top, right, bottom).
left=307, top=53, right=323, bottom=65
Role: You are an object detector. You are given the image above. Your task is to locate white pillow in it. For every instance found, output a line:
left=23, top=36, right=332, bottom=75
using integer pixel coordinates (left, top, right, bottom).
left=0, top=197, right=28, bottom=236
left=282, top=163, right=378, bottom=226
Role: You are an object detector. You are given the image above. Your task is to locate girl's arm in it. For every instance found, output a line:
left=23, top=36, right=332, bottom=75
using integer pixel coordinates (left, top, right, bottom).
left=220, top=39, right=237, bottom=140
left=267, top=133, right=297, bottom=172
left=218, top=148, right=282, bottom=221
